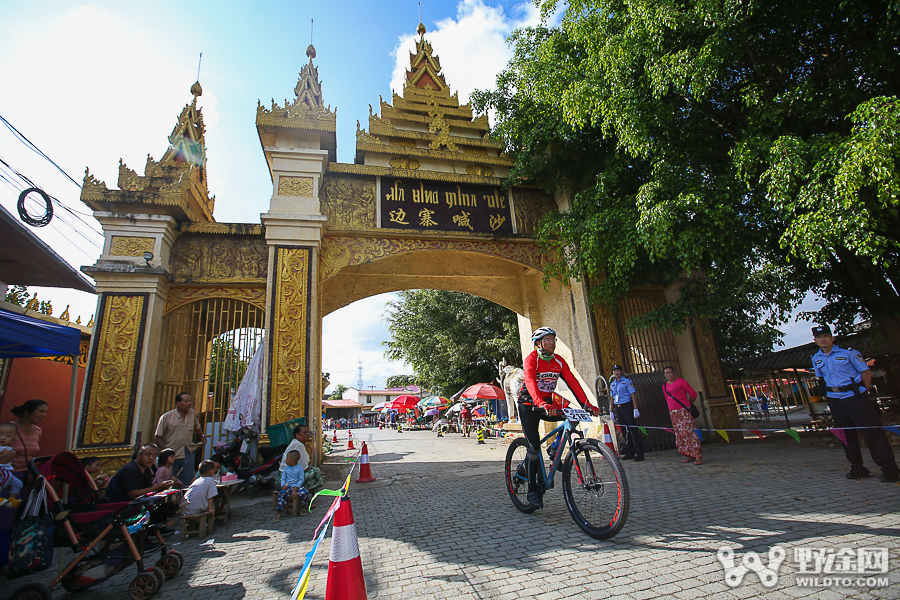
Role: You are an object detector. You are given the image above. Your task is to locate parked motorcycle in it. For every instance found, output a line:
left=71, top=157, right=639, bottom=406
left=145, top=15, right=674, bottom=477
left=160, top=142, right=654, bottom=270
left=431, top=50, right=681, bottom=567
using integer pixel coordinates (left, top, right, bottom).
left=214, top=425, right=287, bottom=497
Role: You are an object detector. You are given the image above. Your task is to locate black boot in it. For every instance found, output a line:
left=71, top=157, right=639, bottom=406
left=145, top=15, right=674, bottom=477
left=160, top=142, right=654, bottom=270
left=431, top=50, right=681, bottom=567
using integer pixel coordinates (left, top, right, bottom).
left=526, top=448, right=543, bottom=509
left=527, top=490, right=543, bottom=509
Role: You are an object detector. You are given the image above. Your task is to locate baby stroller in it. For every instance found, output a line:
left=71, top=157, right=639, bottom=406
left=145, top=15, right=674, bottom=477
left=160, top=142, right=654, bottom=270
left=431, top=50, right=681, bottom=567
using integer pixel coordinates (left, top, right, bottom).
left=6, top=452, right=185, bottom=600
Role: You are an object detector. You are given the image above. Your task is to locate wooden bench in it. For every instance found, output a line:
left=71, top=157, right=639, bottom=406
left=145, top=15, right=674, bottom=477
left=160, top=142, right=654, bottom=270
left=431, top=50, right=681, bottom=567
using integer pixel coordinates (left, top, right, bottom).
left=179, top=511, right=214, bottom=542
left=272, top=490, right=302, bottom=517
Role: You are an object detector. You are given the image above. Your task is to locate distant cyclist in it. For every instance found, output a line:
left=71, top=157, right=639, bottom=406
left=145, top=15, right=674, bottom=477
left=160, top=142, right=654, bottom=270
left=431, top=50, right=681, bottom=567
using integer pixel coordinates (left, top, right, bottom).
left=519, top=327, right=599, bottom=508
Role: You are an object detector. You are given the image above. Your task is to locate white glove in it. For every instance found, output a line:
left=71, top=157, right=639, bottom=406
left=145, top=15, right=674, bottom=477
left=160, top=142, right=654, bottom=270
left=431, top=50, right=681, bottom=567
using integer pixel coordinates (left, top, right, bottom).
left=610, top=411, right=616, bottom=422
left=633, top=408, right=640, bottom=419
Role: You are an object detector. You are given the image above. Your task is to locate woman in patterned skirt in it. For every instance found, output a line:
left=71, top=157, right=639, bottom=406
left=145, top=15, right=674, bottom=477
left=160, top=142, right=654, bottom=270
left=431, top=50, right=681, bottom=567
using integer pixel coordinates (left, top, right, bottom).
left=662, top=367, right=703, bottom=465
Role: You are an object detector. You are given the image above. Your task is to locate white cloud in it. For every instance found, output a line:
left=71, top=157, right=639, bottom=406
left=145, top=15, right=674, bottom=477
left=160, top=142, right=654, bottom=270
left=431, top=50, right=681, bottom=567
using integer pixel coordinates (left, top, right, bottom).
left=389, top=0, right=543, bottom=104
left=322, top=293, right=411, bottom=391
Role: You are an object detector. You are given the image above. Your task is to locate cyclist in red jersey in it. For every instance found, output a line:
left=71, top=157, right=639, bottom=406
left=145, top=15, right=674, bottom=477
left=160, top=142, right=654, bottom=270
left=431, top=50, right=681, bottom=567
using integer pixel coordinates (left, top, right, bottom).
left=519, top=327, right=599, bottom=508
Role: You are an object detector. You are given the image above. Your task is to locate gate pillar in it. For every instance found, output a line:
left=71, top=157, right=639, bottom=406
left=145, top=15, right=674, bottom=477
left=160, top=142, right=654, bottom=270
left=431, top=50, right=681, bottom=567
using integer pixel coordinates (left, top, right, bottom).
left=76, top=214, right=178, bottom=470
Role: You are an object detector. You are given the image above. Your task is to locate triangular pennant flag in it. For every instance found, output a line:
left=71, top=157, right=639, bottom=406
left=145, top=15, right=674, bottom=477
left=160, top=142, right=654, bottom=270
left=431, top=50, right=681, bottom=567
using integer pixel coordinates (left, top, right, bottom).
left=637, top=426, right=648, bottom=435
left=883, top=426, right=900, bottom=438
left=615, top=422, right=623, bottom=435
left=693, top=429, right=703, bottom=441
left=784, top=429, right=800, bottom=443
left=716, top=429, right=730, bottom=443
left=830, top=428, right=847, bottom=445
left=664, top=427, right=674, bottom=434
left=750, top=429, right=765, bottom=440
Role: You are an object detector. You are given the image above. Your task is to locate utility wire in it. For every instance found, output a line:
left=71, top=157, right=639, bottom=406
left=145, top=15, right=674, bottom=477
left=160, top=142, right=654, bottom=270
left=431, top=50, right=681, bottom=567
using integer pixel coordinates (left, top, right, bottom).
left=0, top=113, right=82, bottom=188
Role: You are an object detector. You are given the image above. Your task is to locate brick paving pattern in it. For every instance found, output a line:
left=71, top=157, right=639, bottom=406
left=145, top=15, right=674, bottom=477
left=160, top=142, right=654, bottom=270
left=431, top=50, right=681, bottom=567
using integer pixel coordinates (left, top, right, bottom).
left=2, top=427, right=898, bottom=599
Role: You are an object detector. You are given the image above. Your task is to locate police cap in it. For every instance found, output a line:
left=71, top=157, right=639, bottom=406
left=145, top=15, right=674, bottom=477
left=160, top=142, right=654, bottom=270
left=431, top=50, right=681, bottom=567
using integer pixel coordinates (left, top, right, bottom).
left=611, top=364, right=623, bottom=372
left=811, top=325, right=832, bottom=336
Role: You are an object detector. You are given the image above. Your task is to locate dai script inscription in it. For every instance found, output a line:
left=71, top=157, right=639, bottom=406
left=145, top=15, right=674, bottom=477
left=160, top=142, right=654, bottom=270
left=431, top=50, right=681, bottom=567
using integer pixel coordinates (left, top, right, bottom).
left=381, top=178, right=513, bottom=235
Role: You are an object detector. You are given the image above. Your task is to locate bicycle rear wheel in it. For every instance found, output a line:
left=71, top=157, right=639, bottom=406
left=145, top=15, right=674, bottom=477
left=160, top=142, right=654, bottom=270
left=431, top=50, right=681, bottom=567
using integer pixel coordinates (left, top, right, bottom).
left=504, top=437, right=536, bottom=514
left=562, top=438, right=629, bottom=539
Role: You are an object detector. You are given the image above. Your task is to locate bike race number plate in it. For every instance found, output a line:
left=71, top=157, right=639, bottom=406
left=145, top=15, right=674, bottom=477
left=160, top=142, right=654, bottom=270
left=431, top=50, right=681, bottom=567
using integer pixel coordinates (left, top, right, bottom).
left=562, top=408, right=594, bottom=422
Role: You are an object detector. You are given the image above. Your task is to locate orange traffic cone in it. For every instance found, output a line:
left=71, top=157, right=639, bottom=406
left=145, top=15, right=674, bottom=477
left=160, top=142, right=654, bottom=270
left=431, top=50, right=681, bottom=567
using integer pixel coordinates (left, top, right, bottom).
left=333, top=430, right=338, bottom=444
left=347, top=430, right=355, bottom=450
left=356, top=442, right=376, bottom=483
left=325, top=496, right=368, bottom=600
left=602, top=420, right=615, bottom=452
left=378, top=422, right=383, bottom=430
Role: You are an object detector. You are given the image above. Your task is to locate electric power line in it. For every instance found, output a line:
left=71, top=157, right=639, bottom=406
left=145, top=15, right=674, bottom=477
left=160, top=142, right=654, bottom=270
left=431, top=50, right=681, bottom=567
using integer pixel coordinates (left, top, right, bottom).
left=0, top=113, right=82, bottom=188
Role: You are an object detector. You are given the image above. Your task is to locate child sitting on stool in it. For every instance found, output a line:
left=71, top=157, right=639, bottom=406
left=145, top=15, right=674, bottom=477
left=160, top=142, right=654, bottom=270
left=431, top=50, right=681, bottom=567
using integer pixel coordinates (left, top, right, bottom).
left=0, top=423, right=22, bottom=507
left=184, top=460, right=218, bottom=515
left=274, top=450, right=310, bottom=522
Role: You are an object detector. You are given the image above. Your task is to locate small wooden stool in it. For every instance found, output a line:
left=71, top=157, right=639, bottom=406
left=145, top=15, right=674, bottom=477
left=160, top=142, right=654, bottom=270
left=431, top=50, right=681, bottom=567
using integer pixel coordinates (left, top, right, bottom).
left=179, top=511, right=214, bottom=541
left=271, top=490, right=301, bottom=517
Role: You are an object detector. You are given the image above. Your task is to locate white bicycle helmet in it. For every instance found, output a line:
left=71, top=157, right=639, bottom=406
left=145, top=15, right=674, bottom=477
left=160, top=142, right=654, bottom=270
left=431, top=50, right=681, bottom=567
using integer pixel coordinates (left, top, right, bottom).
left=531, top=327, right=556, bottom=344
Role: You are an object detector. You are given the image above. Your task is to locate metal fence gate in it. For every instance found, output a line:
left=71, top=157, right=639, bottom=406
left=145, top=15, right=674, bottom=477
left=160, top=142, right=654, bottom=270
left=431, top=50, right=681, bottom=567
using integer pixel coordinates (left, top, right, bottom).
left=154, top=297, right=266, bottom=457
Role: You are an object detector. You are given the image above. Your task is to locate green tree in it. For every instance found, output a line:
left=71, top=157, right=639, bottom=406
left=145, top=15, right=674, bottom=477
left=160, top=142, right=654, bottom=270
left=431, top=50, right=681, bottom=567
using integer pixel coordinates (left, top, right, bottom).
left=385, top=375, right=418, bottom=389
left=384, top=290, right=520, bottom=396
left=328, top=384, right=349, bottom=400
left=472, top=0, right=900, bottom=360
left=208, top=338, right=248, bottom=410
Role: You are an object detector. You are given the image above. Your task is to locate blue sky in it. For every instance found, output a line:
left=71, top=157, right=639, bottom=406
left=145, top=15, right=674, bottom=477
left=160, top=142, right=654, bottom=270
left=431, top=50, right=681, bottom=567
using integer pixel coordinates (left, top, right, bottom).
left=0, top=0, right=817, bottom=391
left=0, top=0, right=547, bottom=391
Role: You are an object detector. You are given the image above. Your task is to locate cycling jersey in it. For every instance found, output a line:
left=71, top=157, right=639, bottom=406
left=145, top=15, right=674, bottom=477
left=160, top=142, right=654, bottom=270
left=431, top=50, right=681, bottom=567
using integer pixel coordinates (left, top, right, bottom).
left=519, top=350, right=591, bottom=411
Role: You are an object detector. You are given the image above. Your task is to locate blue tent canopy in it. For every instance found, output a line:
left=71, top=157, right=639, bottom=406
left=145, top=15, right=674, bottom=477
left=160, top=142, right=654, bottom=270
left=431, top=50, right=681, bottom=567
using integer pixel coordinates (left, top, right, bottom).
left=0, top=309, right=82, bottom=358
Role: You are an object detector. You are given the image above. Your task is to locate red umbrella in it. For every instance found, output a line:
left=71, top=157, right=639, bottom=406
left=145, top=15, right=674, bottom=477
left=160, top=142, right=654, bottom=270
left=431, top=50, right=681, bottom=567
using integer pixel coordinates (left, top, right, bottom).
left=461, top=383, right=506, bottom=400
left=388, top=394, right=421, bottom=409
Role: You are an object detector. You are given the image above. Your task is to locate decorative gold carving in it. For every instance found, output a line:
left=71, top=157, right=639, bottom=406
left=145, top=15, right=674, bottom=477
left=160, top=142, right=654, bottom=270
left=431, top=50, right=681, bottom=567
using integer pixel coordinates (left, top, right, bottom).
left=380, top=106, right=488, bottom=131
left=389, top=157, right=420, bottom=170
left=295, top=46, right=325, bottom=110
left=355, top=140, right=512, bottom=165
left=513, top=188, right=557, bottom=236
left=320, top=176, right=377, bottom=230
left=109, top=236, right=155, bottom=257
left=592, top=304, right=624, bottom=375
left=82, top=168, right=107, bottom=191
left=328, top=162, right=503, bottom=185
left=693, top=318, right=728, bottom=398
left=319, top=236, right=545, bottom=281
left=164, top=286, right=267, bottom=316
left=270, top=248, right=311, bottom=424
left=180, top=222, right=264, bottom=235
left=118, top=160, right=145, bottom=191
left=392, top=138, right=417, bottom=148
left=466, top=165, right=494, bottom=177
left=278, top=176, right=314, bottom=197
left=38, top=339, right=90, bottom=369
left=83, top=295, right=145, bottom=445
left=70, top=447, right=131, bottom=476
left=169, top=234, right=268, bottom=283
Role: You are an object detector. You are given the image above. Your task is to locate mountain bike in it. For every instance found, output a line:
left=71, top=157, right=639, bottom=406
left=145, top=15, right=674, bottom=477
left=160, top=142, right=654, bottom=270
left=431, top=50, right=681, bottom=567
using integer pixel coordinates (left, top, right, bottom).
left=504, top=408, right=629, bottom=539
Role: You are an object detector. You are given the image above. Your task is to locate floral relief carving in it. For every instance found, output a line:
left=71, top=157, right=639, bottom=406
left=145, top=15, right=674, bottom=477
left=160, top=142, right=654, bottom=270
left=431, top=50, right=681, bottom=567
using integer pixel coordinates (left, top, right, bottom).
left=269, top=248, right=311, bottom=424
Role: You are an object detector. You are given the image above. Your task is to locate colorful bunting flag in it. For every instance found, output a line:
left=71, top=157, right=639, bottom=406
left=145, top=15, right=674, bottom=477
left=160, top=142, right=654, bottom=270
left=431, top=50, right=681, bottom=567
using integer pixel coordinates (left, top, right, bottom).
left=664, top=427, right=674, bottom=434
left=830, top=428, right=848, bottom=445
left=693, top=429, right=703, bottom=441
left=784, top=429, right=800, bottom=443
left=637, top=426, right=648, bottom=435
left=716, top=429, right=730, bottom=443
left=883, top=426, right=900, bottom=438
left=749, top=429, right=765, bottom=440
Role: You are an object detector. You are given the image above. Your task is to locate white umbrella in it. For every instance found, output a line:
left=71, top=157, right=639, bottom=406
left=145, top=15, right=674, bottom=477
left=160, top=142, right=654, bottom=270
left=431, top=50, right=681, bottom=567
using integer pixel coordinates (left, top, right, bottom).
left=447, top=402, right=464, bottom=414
left=224, top=338, right=265, bottom=432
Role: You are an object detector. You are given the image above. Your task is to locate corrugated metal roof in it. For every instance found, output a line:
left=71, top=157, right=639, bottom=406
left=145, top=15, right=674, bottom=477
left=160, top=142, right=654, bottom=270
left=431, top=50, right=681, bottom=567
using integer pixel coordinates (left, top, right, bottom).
left=323, top=399, right=362, bottom=408
left=732, top=328, right=898, bottom=373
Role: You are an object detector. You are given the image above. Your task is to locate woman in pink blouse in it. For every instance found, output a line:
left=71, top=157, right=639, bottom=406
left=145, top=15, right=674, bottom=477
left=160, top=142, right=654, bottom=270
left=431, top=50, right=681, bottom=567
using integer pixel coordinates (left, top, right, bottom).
left=662, top=367, right=703, bottom=465
left=5, top=399, right=48, bottom=475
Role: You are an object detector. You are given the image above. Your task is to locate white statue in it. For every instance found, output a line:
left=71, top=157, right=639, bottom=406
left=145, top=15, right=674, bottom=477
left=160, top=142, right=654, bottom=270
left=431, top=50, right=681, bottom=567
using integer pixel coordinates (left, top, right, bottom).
left=499, top=360, right=525, bottom=423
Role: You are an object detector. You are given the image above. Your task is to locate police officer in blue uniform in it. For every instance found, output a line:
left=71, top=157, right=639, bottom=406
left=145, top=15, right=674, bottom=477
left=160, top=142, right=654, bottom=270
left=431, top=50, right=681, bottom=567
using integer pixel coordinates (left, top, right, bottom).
left=609, top=365, right=644, bottom=461
left=812, top=325, right=899, bottom=482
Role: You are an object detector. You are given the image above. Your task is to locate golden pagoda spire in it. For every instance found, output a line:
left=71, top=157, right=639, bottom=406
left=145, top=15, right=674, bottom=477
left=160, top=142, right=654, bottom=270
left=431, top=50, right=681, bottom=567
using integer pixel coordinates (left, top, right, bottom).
left=406, top=23, right=447, bottom=92
left=294, top=44, right=325, bottom=110
left=161, top=81, right=207, bottom=172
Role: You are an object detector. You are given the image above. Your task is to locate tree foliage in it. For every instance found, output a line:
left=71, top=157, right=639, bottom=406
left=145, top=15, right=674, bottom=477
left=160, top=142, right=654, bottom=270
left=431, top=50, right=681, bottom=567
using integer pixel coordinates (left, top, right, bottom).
left=384, top=290, right=520, bottom=396
left=472, top=0, right=900, bottom=360
left=208, top=338, right=248, bottom=410
left=328, top=384, right=349, bottom=400
left=385, top=375, right=418, bottom=389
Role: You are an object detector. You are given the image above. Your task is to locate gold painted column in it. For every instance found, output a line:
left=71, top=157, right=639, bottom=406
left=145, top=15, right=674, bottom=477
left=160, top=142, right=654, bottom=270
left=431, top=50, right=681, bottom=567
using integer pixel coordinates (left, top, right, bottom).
left=268, top=247, right=313, bottom=425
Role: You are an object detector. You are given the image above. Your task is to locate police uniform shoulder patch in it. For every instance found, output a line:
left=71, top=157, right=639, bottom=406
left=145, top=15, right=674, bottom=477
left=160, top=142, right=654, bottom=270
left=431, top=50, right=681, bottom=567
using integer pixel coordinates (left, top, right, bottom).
left=814, top=359, right=823, bottom=365
left=854, top=353, right=863, bottom=361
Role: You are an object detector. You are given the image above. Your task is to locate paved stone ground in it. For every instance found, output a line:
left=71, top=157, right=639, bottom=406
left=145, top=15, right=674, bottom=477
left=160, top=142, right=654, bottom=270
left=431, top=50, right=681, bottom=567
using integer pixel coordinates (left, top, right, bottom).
left=3, top=427, right=898, bottom=600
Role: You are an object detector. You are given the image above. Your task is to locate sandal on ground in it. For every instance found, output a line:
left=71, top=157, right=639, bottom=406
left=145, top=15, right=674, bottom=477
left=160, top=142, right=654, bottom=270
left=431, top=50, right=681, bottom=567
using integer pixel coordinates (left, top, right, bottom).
left=681, top=458, right=695, bottom=463
left=694, top=460, right=704, bottom=465
left=273, top=515, right=283, bottom=523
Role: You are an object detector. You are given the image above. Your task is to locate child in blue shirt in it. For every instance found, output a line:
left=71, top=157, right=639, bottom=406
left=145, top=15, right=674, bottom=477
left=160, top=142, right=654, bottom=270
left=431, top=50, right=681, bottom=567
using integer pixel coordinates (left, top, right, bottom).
left=274, top=450, right=310, bottom=522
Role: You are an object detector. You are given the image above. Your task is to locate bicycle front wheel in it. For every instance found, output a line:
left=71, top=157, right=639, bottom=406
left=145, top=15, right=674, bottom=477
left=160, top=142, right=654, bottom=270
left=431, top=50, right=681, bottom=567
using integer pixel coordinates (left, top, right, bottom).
left=504, top=437, right=536, bottom=514
left=562, top=438, right=629, bottom=539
